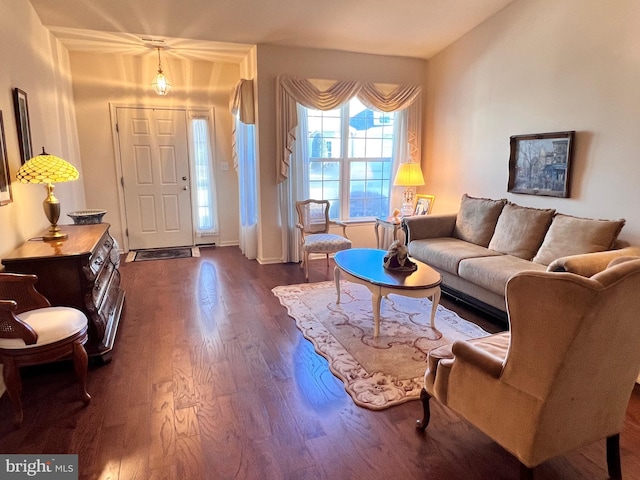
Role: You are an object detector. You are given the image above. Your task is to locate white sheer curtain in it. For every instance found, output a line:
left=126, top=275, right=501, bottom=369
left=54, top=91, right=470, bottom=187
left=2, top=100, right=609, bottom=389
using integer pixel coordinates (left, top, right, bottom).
left=275, top=75, right=422, bottom=261
left=230, top=79, right=258, bottom=259
left=190, top=115, right=219, bottom=241
left=280, top=105, right=310, bottom=263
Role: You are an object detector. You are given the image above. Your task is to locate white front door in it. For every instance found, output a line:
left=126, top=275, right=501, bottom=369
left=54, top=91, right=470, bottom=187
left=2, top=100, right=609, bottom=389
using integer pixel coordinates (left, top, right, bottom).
left=116, top=107, right=193, bottom=250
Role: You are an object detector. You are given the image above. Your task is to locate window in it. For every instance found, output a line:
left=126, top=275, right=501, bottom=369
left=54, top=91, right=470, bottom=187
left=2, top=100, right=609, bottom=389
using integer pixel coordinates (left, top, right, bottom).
left=305, top=98, right=396, bottom=220
left=189, top=116, right=218, bottom=237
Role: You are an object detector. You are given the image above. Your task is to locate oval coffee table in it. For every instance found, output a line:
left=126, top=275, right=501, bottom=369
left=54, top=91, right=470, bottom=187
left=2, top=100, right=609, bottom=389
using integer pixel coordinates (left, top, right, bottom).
left=333, top=248, right=442, bottom=338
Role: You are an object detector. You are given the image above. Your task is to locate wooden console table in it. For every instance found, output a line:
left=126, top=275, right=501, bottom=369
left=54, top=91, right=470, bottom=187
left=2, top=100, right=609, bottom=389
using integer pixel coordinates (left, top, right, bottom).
left=1, top=223, right=125, bottom=363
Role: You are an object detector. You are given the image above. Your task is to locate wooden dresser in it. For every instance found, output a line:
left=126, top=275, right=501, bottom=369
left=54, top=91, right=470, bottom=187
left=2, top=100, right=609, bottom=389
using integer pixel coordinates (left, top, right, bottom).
left=1, top=223, right=125, bottom=362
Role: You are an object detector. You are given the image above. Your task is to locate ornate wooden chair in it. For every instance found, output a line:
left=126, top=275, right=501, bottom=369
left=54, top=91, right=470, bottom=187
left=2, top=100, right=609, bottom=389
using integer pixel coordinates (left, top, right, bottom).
left=417, top=257, right=640, bottom=479
left=295, top=199, right=352, bottom=281
left=0, top=273, right=91, bottom=426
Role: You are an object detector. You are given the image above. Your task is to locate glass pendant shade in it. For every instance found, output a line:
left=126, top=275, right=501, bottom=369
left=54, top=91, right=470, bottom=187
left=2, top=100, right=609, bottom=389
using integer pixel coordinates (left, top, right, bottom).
left=16, top=147, right=79, bottom=241
left=151, top=47, right=171, bottom=96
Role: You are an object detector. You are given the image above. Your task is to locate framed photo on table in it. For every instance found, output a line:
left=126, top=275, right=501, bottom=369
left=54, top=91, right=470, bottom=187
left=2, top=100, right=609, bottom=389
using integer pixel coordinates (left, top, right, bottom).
left=413, top=194, right=435, bottom=215
left=0, top=112, right=12, bottom=206
left=13, top=88, right=33, bottom=164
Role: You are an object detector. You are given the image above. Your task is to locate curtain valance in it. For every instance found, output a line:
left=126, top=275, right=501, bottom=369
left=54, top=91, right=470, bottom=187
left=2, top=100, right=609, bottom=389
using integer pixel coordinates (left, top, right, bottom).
left=276, top=75, right=422, bottom=183
left=229, top=78, right=255, bottom=125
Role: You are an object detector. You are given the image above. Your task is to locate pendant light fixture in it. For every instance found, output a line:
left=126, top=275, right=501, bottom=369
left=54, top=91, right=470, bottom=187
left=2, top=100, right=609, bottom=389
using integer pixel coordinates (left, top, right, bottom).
left=151, top=47, right=171, bottom=96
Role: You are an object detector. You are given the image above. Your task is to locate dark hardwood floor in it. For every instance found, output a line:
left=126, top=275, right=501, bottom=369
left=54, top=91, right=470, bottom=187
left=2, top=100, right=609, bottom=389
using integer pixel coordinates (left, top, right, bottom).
left=1, top=246, right=640, bottom=479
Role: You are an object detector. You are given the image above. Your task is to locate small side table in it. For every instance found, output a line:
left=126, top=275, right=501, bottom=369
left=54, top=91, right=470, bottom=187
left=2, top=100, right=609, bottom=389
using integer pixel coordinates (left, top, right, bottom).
left=374, top=217, right=403, bottom=249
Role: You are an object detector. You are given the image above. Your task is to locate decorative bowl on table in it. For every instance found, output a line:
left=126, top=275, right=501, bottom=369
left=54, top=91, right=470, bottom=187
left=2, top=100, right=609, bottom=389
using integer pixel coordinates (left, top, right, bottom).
left=67, top=209, right=107, bottom=225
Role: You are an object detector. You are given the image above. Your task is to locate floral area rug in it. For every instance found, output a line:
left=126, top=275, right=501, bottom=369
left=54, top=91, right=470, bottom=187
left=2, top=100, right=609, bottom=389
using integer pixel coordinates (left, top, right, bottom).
left=272, top=281, right=490, bottom=410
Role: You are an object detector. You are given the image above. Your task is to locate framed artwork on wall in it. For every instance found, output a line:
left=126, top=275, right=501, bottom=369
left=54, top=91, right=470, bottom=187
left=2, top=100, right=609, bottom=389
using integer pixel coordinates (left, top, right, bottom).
left=507, top=131, right=575, bottom=198
left=0, top=111, right=13, bottom=206
left=13, top=88, right=33, bottom=164
left=413, top=194, right=435, bottom=215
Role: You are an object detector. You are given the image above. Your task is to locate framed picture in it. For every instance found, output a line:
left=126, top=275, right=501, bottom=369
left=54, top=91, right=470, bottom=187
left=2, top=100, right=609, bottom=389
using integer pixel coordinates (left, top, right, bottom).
left=13, top=88, right=33, bottom=164
left=0, top=111, right=12, bottom=206
left=507, top=131, right=575, bottom=198
left=413, top=194, right=435, bottom=215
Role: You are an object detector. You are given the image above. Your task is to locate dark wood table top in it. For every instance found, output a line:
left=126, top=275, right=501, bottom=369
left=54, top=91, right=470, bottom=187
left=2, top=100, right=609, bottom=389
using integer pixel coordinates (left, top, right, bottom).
left=334, top=248, right=441, bottom=290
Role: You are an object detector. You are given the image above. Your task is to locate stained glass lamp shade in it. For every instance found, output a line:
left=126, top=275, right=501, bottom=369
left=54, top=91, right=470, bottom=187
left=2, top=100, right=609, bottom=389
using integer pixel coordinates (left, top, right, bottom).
left=16, top=148, right=79, bottom=241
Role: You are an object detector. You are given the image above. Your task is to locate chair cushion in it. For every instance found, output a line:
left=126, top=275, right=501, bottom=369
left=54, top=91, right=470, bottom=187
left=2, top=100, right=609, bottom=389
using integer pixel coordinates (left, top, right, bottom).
left=303, top=234, right=352, bottom=253
left=0, top=307, right=88, bottom=349
left=532, top=214, right=625, bottom=266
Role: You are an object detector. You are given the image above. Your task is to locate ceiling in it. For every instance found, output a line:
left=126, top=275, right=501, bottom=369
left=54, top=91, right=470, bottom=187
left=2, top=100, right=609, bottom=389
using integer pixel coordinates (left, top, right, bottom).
left=30, top=0, right=514, bottom=63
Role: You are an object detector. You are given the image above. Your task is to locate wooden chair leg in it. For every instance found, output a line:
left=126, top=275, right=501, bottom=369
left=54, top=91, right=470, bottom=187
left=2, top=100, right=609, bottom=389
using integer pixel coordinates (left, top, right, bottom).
left=520, top=463, right=534, bottom=480
left=607, top=434, right=622, bottom=479
left=304, top=252, right=310, bottom=281
left=72, top=340, right=91, bottom=406
left=2, top=357, right=24, bottom=426
left=416, top=388, right=431, bottom=430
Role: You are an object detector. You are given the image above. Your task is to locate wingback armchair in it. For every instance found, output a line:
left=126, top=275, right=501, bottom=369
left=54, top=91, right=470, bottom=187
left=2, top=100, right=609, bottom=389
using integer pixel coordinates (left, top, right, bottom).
left=417, top=257, right=640, bottom=479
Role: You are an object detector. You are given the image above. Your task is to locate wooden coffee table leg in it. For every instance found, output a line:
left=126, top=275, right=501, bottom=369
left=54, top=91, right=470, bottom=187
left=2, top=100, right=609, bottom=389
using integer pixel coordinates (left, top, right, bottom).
left=429, top=287, right=441, bottom=330
left=372, top=292, right=382, bottom=338
left=334, top=266, right=341, bottom=304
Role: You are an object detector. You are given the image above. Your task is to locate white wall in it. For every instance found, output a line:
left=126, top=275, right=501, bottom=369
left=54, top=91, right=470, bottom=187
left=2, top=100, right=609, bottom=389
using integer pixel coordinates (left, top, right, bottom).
left=68, top=51, right=241, bottom=249
left=0, top=0, right=85, bottom=258
left=254, top=45, right=428, bottom=263
left=424, top=0, right=640, bottom=244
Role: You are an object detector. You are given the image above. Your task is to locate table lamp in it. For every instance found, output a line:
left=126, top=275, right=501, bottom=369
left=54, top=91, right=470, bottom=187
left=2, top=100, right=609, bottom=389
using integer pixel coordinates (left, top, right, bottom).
left=393, top=161, right=425, bottom=216
left=16, top=147, right=79, bottom=241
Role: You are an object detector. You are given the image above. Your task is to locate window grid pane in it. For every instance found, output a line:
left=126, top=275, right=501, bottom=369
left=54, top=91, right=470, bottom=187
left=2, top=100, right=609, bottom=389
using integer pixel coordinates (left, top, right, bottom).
left=305, top=101, right=396, bottom=220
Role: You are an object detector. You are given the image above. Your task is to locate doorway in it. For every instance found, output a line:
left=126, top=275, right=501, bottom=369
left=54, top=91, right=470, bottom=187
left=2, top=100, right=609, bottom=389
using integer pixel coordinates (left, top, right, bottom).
left=115, top=107, right=193, bottom=250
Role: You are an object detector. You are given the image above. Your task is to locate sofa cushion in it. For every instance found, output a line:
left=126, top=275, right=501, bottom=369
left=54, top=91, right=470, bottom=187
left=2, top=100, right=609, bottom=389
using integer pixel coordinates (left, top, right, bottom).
left=453, top=194, right=507, bottom=247
left=488, top=203, right=555, bottom=260
left=458, top=255, right=547, bottom=296
left=532, top=214, right=626, bottom=266
left=408, top=237, right=501, bottom=275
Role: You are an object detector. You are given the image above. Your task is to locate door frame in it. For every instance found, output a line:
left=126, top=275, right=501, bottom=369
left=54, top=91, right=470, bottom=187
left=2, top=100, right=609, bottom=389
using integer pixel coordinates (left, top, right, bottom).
left=109, top=103, right=217, bottom=252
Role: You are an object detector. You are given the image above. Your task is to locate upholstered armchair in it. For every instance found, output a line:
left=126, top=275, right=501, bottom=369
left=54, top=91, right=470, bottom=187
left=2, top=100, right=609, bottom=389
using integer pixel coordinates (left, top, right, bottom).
left=0, top=273, right=91, bottom=426
left=295, top=199, right=352, bottom=281
left=417, top=257, right=640, bottom=479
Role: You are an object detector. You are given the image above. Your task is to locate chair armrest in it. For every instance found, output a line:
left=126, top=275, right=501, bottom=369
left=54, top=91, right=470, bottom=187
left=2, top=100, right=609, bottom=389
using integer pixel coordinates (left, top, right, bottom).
left=452, top=340, right=503, bottom=379
left=0, top=300, right=38, bottom=344
left=402, top=214, right=457, bottom=243
left=546, top=246, right=640, bottom=277
left=329, top=220, right=349, bottom=238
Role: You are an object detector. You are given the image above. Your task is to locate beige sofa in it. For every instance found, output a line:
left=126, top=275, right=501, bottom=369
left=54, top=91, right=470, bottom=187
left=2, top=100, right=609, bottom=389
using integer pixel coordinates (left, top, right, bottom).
left=403, top=194, right=640, bottom=321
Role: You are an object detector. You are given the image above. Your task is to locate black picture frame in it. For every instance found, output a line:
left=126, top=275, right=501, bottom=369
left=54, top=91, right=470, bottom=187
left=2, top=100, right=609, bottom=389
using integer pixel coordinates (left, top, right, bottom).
left=507, top=131, right=575, bottom=198
left=0, top=111, right=12, bottom=206
left=13, top=88, right=33, bottom=164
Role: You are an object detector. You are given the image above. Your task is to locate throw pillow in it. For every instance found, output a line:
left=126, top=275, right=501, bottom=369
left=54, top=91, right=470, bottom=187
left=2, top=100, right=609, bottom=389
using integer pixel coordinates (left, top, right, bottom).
left=488, top=203, right=555, bottom=260
left=532, top=214, right=626, bottom=266
left=452, top=194, right=507, bottom=247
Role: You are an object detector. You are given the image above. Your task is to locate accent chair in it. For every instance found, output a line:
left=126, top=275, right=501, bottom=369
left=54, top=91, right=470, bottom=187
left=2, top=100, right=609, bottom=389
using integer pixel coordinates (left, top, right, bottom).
left=295, top=199, right=352, bottom=281
left=0, top=273, right=91, bottom=426
left=417, top=256, right=640, bottom=479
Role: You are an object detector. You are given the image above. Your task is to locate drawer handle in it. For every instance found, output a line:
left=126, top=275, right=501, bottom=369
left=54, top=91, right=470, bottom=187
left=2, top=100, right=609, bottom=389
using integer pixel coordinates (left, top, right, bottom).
left=94, top=257, right=104, bottom=266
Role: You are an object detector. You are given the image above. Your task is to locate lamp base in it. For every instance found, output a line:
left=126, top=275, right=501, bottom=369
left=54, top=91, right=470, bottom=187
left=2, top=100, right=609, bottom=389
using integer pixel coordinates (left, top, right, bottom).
left=401, top=202, right=414, bottom=217
left=43, top=225, right=68, bottom=241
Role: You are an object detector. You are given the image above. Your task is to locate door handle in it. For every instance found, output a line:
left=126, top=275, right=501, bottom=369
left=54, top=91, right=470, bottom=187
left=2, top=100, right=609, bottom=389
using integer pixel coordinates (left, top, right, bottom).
left=182, top=176, right=187, bottom=181
left=183, top=186, right=189, bottom=191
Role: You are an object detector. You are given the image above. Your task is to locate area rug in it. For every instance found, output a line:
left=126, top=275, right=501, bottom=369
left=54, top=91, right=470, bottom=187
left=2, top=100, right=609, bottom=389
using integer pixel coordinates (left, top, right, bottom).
left=273, top=281, right=490, bottom=410
left=127, top=246, right=200, bottom=262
